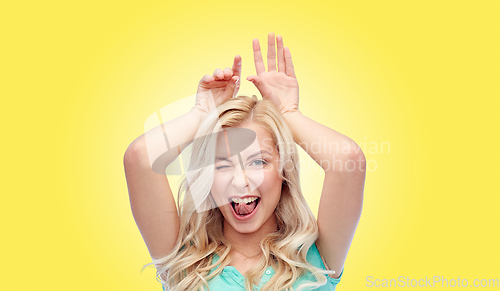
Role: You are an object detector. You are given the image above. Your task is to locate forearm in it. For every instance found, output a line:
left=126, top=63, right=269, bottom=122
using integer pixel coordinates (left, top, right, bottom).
left=129, top=107, right=207, bottom=172
left=283, top=110, right=362, bottom=171
left=124, top=108, right=206, bottom=259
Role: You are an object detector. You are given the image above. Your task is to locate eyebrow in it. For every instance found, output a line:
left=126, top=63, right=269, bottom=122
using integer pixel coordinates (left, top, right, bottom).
left=215, top=150, right=271, bottom=162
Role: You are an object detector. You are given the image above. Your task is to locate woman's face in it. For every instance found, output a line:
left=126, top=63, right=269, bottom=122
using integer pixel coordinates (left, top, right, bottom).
left=211, top=122, right=283, bottom=234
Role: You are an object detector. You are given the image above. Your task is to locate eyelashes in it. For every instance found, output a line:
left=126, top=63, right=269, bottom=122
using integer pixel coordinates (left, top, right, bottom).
left=215, top=165, right=230, bottom=170
left=251, top=159, right=267, bottom=167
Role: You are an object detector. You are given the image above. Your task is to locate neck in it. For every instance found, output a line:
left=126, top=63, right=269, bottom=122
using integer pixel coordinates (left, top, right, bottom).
left=223, top=214, right=278, bottom=258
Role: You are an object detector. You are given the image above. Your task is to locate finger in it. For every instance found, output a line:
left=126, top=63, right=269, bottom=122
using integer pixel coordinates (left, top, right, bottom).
left=223, top=67, right=232, bottom=80
left=213, top=68, right=224, bottom=80
left=209, top=80, right=232, bottom=86
left=267, top=32, right=277, bottom=72
left=234, top=76, right=240, bottom=97
left=247, top=75, right=272, bottom=98
left=200, top=74, right=214, bottom=83
left=276, top=35, right=285, bottom=72
left=232, top=55, right=242, bottom=78
left=252, top=38, right=266, bottom=75
left=284, top=47, right=296, bottom=79
left=224, top=75, right=240, bottom=99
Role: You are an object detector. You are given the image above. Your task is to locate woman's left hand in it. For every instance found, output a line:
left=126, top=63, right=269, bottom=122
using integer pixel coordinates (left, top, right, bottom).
left=247, top=33, right=299, bottom=116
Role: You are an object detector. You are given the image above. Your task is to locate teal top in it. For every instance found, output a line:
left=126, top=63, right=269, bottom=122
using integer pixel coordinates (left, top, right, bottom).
left=161, top=242, right=343, bottom=290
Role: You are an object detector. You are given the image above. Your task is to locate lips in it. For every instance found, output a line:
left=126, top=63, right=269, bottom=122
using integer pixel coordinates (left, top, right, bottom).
left=227, top=195, right=261, bottom=203
left=229, top=197, right=261, bottom=221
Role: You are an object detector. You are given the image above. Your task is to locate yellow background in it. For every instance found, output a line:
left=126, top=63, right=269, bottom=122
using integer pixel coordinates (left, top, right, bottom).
left=2, top=0, right=499, bottom=290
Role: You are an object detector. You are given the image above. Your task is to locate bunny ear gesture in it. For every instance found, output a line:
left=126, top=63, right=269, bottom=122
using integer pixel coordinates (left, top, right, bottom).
left=247, top=32, right=299, bottom=116
left=254, top=33, right=296, bottom=78
left=195, top=55, right=242, bottom=116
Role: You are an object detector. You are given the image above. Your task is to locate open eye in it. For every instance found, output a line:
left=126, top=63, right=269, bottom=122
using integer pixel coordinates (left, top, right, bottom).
left=250, top=159, right=267, bottom=167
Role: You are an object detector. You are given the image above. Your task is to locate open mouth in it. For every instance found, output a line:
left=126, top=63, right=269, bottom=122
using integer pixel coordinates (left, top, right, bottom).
left=229, top=197, right=261, bottom=219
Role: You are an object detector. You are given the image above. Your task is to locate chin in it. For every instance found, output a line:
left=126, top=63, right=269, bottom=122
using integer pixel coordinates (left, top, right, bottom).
left=221, top=209, right=262, bottom=234
left=229, top=221, right=261, bottom=234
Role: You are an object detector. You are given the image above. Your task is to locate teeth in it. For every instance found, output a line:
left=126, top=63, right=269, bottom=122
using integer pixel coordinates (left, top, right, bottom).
left=231, top=197, right=258, bottom=204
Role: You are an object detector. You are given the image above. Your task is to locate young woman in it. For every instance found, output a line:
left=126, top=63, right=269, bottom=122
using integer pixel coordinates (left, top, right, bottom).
left=124, top=33, right=366, bottom=291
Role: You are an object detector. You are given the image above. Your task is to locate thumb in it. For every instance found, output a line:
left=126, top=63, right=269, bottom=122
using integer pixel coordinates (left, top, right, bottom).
left=247, top=75, right=271, bottom=98
left=225, top=76, right=240, bottom=99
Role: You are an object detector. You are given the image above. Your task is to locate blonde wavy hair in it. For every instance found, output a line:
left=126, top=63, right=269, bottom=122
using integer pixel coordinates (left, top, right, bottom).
left=148, top=95, right=335, bottom=291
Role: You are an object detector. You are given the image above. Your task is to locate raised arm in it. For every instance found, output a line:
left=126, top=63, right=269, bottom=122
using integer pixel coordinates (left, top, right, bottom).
left=248, top=33, right=366, bottom=278
left=283, top=111, right=365, bottom=279
left=123, top=56, right=241, bottom=259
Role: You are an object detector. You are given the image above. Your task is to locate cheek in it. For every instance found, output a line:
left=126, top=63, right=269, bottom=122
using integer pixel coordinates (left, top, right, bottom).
left=262, top=164, right=282, bottom=184
left=259, top=168, right=283, bottom=196
left=211, top=173, right=231, bottom=202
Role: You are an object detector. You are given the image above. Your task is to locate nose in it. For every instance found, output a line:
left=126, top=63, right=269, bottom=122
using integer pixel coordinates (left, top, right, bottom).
left=231, top=162, right=249, bottom=191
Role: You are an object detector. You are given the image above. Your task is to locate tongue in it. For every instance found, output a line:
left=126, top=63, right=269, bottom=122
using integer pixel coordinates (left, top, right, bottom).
left=235, top=200, right=257, bottom=215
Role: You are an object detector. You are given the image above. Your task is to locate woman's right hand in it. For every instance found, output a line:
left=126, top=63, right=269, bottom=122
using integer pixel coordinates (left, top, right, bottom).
left=194, top=55, right=242, bottom=116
